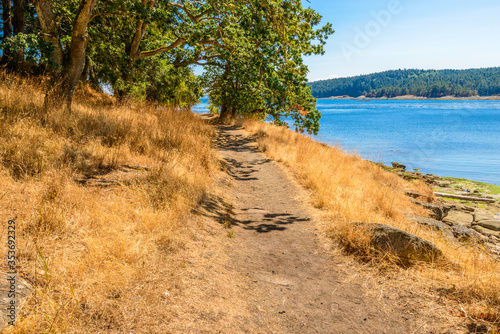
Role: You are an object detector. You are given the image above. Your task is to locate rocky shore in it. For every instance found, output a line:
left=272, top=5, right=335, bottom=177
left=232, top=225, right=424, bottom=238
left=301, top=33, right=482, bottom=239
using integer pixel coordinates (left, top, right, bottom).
left=322, top=95, right=500, bottom=100
left=378, top=162, right=500, bottom=257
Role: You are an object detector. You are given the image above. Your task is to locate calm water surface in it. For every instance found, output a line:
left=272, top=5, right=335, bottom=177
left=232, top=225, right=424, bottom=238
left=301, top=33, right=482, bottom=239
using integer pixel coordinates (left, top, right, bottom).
left=194, top=99, right=500, bottom=185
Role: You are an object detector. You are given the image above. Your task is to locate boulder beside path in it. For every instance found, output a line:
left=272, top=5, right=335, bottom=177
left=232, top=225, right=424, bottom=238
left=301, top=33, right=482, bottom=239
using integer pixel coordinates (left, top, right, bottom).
left=362, top=223, right=443, bottom=265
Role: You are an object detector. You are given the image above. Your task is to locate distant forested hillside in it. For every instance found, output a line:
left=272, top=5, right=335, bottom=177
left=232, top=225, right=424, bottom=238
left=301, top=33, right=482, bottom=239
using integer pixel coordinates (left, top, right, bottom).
left=309, top=68, right=500, bottom=98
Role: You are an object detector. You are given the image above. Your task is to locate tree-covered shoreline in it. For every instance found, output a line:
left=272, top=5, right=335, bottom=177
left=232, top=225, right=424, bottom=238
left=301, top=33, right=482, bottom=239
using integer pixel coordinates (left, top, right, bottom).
left=309, top=68, right=500, bottom=98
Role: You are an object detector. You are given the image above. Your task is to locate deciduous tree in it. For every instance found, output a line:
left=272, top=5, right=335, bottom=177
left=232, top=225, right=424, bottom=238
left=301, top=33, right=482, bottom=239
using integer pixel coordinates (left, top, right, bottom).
left=33, top=0, right=98, bottom=110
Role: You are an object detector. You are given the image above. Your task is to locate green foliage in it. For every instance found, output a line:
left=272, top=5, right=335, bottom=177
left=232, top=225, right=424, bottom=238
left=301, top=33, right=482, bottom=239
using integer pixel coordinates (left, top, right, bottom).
left=1, top=0, right=332, bottom=127
left=145, top=60, right=203, bottom=106
left=309, top=68, right=500, bottom=98
left=1, top=33, right=56, bottom=66
left=201, top=0, right=333, bottom=134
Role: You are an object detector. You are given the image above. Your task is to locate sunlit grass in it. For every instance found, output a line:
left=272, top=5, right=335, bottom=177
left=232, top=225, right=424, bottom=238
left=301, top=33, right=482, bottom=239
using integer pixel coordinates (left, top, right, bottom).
left=244, top=119, right=500, bottom=328
left=0, top=71, right=218, bottom=332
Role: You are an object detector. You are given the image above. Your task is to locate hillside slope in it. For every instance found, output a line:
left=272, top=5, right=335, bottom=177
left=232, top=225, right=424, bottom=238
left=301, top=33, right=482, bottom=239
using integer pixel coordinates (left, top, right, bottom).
left=0, top=72, right=222, bottom=332
left=309, top=67, right=500, bottom=98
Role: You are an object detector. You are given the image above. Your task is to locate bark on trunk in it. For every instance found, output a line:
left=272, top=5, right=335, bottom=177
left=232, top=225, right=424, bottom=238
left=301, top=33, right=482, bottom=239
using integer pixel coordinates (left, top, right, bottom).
left=12, top=0, right=23, bottom=34
left=35, top=0, right=97, bottom=111
left=114, top=0, right=155, bottom=100
left=44, top=73, right=81, bottom=111
left=33, top=0, right=63, bottom=74
left=2, top=0, right=13, bottom=62
left=12, top=0, right=25, bottom=67
left=219, top=104, right=229, bottom=121
left=219, top=104, right=236, bottom=122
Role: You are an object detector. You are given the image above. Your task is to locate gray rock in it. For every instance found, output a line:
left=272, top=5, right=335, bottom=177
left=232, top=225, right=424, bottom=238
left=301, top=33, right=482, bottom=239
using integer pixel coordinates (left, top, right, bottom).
left=410, top=199, right=452, bottom=221
left=474, top=212, right=496, bottom=222
left=476, top=220, right=500, bottom=232
left=406, top=215, right=455, bottom=240
left=367, top=223, right=443, bottom=264
left=487, top=243, right=500, bottom=256
left=442, top=211, right=474, bottom=227
left=0, top=272, right=32, bottom=331
left=451, top=224, right=483, bottom=242
left=436, top=180, right=452, bottom=187
left=452, top=204, right=475, bottom=213
left=405, top=190, right=429, bottom=200
left=423, top=174, right=438, bottom=185
left=472, top=225, right=500, bottom=238
left=391, top=162, right=406, bottom=170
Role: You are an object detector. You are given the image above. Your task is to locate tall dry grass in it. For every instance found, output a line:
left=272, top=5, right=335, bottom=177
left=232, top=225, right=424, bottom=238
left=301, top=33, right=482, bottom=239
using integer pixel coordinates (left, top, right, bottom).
left=0, top=71, right=219, bottom=332
left=244, top=120, right=500, bottom=328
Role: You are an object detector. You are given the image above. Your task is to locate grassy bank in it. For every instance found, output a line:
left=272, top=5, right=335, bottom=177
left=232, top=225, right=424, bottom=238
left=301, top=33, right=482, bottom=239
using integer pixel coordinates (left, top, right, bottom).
left=0, top=71, right=219, bottom=332
left=244, top=120, right=500, bottom=329
left=439, top=177, right=500, bottom=196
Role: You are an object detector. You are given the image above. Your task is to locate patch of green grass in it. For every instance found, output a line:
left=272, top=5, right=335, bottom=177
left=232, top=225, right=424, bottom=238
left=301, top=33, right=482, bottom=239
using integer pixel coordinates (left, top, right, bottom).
left=475, top=182, right=500, bottom=195
left=442, top=177, right=500, bottom=195
left=442, top=198, right=476, bottom=205
left=440, top=198, right=491, bottom=207
left=433, top=189, right=455, bottom=195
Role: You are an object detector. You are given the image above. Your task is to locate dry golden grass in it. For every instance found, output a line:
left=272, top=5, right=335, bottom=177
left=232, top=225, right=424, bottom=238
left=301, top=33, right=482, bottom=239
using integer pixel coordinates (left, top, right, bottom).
left=0, top=71, right=222, bottom=332
left=244, top=120, right=500, bottom=329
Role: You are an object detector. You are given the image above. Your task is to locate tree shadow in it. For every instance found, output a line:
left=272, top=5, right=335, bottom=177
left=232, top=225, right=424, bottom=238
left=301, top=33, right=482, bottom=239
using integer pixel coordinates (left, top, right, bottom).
left=217, top=125, right=271, bottom=182
left=234, top=213, right=311, bottom=233
left=216, top=125, right=255, bottom=153
left=209, top=125, right=311, bottom=233
left=194, top=193, right=234, bottom=222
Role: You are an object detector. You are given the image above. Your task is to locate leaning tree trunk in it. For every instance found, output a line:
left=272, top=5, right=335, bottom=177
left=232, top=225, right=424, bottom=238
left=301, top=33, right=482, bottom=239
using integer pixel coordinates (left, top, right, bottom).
left=44, top=67, right=86, bottom=111
left=219, top=104, right=237, bottom=122
left=34, top=0, right=97, bottom=111
left=219, top=104, right=231, bottom=122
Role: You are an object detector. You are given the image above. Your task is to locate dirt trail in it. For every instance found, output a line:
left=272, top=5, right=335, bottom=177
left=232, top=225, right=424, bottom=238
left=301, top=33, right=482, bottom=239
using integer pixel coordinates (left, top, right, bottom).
left=216, top=125, right=414, bottom=333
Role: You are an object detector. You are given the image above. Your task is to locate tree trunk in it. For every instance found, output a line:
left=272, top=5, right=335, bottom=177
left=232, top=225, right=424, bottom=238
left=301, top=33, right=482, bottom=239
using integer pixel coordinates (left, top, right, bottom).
left=34, top=0, right=97, bottom=111
left=33, top=0, right=63, bottom=74
left=44, top=72, right=82, bottom=111
left=219, top=104, right=229, bottom=121
left=12, top=0, right=24, bottom=68
left=219, top=103, right=236, bottom=122
left=2, top=0, right=13, bottom=62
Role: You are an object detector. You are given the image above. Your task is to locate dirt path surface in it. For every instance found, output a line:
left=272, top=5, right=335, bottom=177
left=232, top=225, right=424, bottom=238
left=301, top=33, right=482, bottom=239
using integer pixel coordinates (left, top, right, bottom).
left=216, top=125, right=415, bottom=333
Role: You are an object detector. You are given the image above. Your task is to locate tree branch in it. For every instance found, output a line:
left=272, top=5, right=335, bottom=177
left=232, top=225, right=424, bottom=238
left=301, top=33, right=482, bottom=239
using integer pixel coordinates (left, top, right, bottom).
left=129, top=0, right=156, bottom=61
left=90, top=11, right=131, bottom=22
left=137, top=38, right=186, bottom=59
left=169, top=2, right=208, bottom=23
left=174, top=51, right=223, bottom=67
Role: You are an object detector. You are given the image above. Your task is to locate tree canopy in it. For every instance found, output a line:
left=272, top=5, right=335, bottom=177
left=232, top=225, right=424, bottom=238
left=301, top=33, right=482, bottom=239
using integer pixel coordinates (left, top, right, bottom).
left=0, top=0, right=332, bottom=133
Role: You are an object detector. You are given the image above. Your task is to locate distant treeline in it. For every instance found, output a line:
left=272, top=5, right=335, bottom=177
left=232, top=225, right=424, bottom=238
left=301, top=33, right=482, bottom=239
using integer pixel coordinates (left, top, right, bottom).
left=309, top=68, right=500, bottom=98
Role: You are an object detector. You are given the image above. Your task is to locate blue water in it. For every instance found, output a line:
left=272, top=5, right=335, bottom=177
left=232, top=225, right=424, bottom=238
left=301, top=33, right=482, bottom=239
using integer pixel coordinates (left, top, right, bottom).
left=315, top=99, right=500, bottom=185
left=193, top=98, right=500, bottom=185
left=192, top=96, right=210, bottom=114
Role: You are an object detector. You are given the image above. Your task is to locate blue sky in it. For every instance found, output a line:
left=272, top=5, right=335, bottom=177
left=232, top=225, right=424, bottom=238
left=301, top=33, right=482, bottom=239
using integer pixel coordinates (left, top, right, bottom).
left=305, top=0, right=500, bottom=81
